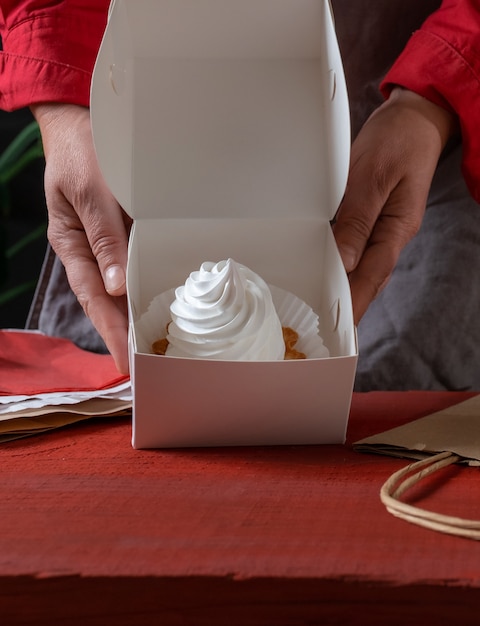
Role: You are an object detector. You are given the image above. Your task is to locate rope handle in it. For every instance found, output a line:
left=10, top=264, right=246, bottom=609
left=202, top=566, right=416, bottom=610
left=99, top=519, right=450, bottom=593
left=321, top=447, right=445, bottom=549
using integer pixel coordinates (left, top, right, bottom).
left=380, top=451, right=480, bottom=540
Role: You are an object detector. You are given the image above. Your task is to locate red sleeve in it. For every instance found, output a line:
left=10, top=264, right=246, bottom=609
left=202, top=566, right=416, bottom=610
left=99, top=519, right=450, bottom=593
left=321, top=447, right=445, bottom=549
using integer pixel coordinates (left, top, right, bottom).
left=0, top=0, right=109, bottom=111
left=380, top=0, right=480, bottom=203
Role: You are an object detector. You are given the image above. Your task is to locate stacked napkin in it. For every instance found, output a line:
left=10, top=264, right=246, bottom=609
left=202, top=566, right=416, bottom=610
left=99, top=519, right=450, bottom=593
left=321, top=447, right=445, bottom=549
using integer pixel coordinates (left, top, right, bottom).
left=0, top=330, right=132, bottom=442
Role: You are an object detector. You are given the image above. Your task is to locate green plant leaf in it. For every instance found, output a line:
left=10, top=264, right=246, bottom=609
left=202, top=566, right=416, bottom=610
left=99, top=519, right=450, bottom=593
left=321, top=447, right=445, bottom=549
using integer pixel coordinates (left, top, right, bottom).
left=0, top=221, right=7, bottom=287
left=0, top=121, right=42, bottom=174
left=6, top=222, right=46, bottom=259
left=0, top=119, right=46, bottom=311
left=0, top=120, right=44, bottom=218
left=0, top=279, right=38, bottom=307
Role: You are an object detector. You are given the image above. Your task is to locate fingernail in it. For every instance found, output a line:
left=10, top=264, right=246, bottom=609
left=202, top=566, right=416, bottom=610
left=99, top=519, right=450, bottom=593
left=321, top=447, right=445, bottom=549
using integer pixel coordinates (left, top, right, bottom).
left=339, top=245, right=358, bottom=272
left=105, top=265, right=126, bottom=295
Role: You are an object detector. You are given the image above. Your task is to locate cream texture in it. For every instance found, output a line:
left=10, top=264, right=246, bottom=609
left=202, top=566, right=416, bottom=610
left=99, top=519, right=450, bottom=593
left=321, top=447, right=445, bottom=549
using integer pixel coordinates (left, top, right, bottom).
left=165, top=259, right=285, bottom=360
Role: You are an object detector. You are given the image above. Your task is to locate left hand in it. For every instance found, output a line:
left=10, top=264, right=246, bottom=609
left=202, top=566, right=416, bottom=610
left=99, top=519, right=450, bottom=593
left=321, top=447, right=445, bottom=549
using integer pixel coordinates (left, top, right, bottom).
left=333, top=88, right=458, bottom=324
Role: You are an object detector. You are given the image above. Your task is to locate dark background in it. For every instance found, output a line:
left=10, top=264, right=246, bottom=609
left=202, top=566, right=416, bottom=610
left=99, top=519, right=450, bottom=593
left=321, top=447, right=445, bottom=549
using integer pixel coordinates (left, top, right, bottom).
left=0, top=108, right=48, bottom=329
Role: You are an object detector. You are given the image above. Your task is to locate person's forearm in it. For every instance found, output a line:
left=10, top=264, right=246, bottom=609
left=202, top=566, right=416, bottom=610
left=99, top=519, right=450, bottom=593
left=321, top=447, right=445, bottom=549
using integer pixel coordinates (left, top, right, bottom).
left=381, top=0, right=480, bottom=202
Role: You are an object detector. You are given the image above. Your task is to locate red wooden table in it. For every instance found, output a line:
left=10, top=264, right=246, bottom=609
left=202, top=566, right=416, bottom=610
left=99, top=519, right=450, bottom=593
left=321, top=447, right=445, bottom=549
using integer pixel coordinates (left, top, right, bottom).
left=2, top=391, right=480, bottom=625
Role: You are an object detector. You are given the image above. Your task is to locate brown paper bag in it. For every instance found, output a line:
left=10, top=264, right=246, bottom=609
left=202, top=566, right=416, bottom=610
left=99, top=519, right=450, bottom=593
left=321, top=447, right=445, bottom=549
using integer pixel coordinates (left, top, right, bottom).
left=354, top=395, right=480, bottom=540
left=354, top=394, right=480, bottom=465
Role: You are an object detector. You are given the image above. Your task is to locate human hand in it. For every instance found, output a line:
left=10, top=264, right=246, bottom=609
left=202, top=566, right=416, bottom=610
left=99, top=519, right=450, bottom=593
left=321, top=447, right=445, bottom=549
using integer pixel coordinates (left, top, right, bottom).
left=31, top=103, right=131, bottom=374
left=333, top=88, right=458, bottom=324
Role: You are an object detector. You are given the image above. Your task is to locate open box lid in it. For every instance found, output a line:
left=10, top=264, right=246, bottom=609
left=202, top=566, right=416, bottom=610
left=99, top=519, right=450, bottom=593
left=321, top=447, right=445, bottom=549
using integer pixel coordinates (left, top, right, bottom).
left=91, top=0, right=350, bottom=222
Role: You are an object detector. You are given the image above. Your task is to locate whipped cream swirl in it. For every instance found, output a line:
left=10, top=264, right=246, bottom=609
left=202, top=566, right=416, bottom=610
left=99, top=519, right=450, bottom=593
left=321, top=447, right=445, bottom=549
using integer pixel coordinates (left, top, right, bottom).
left=165, top=259, right=285, bottom=360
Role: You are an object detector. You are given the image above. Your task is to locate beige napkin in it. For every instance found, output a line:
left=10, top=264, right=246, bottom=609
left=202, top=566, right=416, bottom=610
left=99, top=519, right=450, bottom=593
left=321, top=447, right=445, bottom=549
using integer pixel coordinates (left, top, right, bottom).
left=0, top=398, right=131, bottom=443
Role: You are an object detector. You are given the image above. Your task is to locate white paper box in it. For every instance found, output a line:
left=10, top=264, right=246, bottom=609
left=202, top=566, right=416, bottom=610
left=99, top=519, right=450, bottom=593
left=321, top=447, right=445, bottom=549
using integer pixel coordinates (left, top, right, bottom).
left=91, top=0, right=358, bottom=448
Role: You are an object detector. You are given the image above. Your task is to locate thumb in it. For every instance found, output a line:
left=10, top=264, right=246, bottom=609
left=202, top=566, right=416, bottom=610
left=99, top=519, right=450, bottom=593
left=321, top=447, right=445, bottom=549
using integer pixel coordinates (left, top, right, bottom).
left=333, top=235, right=361, bottom=274
left=86, top=195, right=131, bottom=298
left=332, top=200, right=375, bottom=275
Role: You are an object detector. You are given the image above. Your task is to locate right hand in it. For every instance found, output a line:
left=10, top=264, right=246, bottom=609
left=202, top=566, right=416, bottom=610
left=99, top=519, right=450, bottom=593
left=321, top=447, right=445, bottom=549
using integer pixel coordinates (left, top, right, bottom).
left=31, top=103, right=132, bottom=374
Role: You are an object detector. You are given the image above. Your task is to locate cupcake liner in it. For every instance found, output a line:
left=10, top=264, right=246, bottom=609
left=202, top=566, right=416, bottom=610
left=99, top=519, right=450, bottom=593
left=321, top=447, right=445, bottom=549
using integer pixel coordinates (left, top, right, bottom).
left=135, top=284, right=329, bottom=359
left=269, top=285, right=329, bottom=359
left=134, top=288, right=176, bottom=355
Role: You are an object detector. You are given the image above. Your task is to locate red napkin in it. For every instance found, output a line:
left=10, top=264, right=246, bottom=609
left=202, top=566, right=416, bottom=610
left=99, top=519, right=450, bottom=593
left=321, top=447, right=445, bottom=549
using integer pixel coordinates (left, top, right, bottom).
left=0, top=331, right=129, bottom=396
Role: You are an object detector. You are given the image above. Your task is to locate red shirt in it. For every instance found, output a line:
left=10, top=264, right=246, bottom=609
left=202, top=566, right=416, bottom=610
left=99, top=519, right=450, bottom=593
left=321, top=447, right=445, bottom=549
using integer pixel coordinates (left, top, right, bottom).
left=0, top=0, right=479, bottom=201
left=381, top=0, right=480, bottom=203
left=0, top=0, right=108, bottom=109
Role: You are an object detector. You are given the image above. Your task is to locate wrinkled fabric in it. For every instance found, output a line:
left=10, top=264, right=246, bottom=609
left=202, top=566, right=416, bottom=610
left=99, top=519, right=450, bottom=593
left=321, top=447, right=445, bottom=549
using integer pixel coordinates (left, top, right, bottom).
left=381, top=0, right=480, bottom=203
left=27, top=245, right=108, bottom=354
left=0, top=0, right=108, bottom=109
left=0, top=1, right=476, bottom=182
left=0, top=329, right=127, bottom=395
left=355, top=141, right=480, bottom=391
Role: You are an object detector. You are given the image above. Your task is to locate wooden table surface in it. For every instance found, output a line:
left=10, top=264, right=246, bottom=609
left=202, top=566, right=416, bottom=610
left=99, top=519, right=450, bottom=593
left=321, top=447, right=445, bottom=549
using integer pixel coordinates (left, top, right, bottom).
left=2, top=391, right=480, bottom=625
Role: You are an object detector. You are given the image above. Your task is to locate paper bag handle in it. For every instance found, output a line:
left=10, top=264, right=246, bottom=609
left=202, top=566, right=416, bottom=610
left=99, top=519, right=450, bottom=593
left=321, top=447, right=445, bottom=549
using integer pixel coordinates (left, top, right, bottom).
left=380, top=451, right=480, bottom=540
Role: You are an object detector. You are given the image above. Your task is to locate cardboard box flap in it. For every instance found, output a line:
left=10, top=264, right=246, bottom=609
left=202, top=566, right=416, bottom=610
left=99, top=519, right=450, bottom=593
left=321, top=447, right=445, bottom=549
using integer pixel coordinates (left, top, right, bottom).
left=126, top=216, right=356, bottom=355
left=91, top=0, right=350, bottom=222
